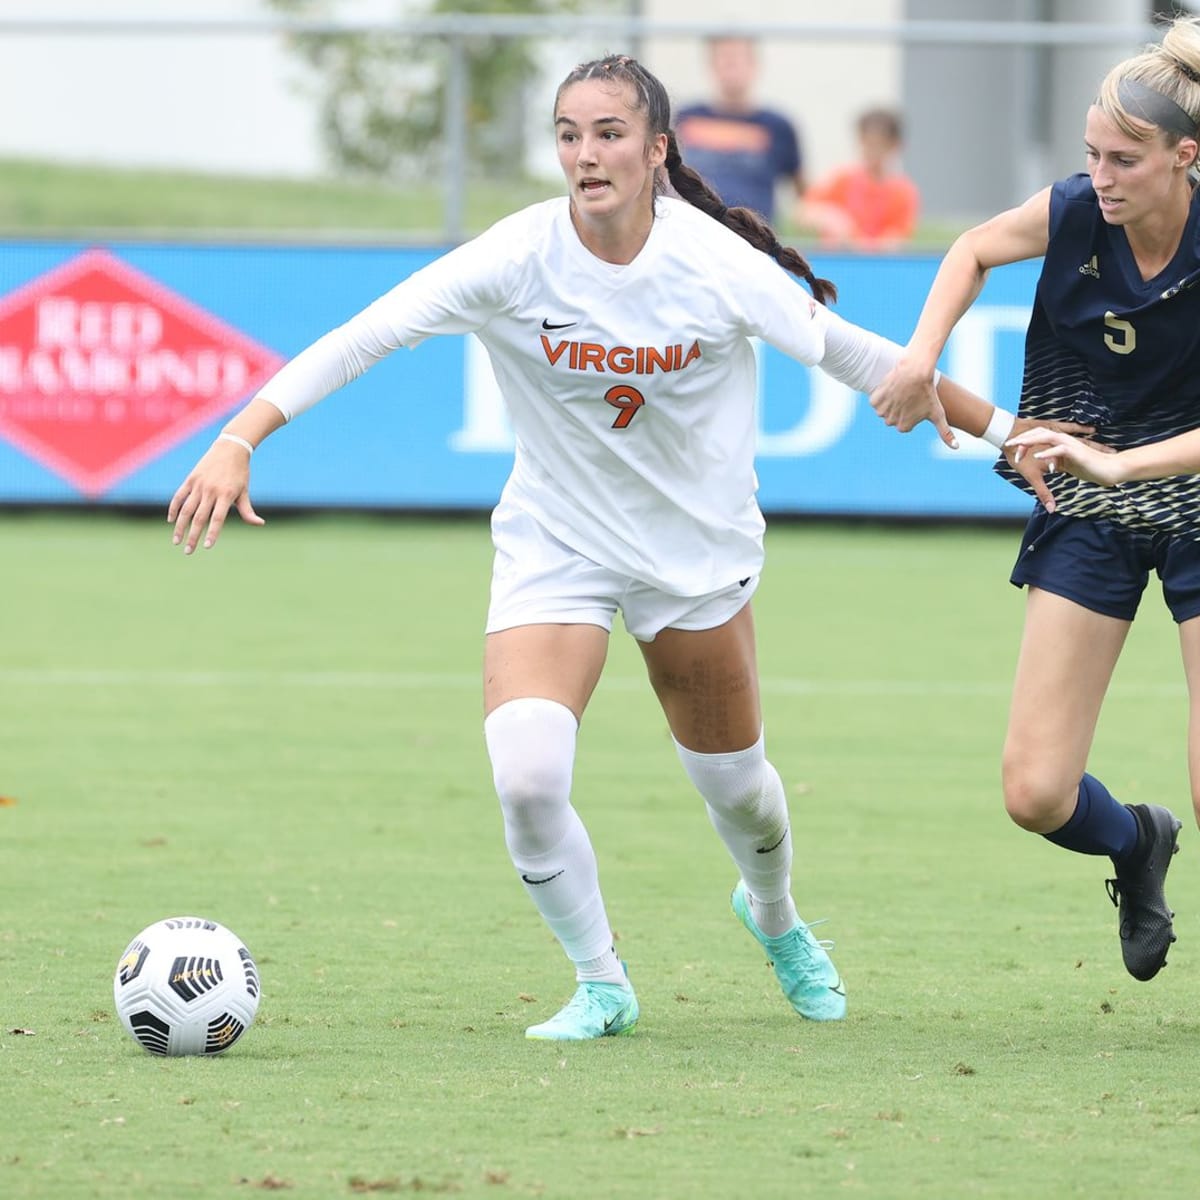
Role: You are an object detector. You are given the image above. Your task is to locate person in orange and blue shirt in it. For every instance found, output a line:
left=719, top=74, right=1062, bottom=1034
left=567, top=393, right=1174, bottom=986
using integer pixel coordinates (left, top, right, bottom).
left=674, top=35, right=805, bottom=224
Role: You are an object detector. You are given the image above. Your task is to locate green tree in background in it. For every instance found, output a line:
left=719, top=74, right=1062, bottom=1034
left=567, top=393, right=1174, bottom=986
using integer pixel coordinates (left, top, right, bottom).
left=267, top=0, right=617, bottom=181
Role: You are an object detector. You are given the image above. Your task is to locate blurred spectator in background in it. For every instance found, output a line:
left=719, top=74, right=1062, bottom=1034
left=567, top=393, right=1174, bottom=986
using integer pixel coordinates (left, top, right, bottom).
left=798, top=107, right=920, bottom=250
left=673, top=35, right=805, bottom=224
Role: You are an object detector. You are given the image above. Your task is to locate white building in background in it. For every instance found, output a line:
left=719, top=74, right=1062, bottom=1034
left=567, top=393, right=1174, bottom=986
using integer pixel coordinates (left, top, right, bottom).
left=0, top=0, right=902, bottom=183
left=0, top=0, right=328, bottom=176
left=902, top=0, right=1148, bottom=220
left=0, top=0, right=1165, bottom=219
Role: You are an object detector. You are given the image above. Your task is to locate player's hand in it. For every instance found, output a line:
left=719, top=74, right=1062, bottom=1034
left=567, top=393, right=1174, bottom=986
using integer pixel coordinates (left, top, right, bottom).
left=168, top=439, right=264, bottom=554
left=1001, top=418, right=1102, bottom=510
left=1004, top=426, right=1122, bottom=507
left=869, top=361, right=957, bottom=449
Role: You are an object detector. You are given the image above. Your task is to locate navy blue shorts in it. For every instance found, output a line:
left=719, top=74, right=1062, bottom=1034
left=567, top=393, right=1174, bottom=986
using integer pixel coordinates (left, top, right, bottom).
left=1010, top=508, right=1200, bottom=623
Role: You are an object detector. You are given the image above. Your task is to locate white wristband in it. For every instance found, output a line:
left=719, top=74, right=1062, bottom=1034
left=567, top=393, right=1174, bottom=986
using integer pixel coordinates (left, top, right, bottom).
left=217, top=432, right=255, bottom=455
left=981, top=406, right=1016, bottom=449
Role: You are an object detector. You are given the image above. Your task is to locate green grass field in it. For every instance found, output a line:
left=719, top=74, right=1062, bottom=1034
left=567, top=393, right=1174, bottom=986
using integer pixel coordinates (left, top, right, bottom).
left=0, top=157, right=969, bottom=247
left=3, top=512, right=1199, bottom=1199
left=0, top=157, right=559, bottom=241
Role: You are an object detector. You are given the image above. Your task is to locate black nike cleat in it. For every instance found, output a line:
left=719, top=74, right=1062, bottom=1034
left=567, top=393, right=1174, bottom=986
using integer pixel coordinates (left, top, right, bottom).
left=1105, top=803, right=1182, bottom=982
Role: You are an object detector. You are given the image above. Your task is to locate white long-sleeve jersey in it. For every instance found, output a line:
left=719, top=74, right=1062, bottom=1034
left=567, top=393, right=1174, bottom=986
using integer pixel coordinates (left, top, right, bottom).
left=260, top=196, right=903, bottom=595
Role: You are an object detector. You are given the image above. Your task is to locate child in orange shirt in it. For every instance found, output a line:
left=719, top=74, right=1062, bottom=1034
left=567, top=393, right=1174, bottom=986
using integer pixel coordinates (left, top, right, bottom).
left=800, top=108, right=919, bottom=249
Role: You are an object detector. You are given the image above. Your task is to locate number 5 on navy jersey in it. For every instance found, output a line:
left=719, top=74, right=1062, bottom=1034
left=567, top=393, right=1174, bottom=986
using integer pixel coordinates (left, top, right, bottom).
left=1104, top=311, right=1136, bottom=355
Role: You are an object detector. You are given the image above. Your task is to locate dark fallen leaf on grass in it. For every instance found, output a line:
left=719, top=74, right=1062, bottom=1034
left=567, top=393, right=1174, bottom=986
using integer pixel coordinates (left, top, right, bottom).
left=517, top=993, right=536, bottom=1003
left=9, top=1028, right=35, bottom=1036
left=953, top=1061, right=976, bottom=1075
left=243, top=1175, right=291, bottom=1190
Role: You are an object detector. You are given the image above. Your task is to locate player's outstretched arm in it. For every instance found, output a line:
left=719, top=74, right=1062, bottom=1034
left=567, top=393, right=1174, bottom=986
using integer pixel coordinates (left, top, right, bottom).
left=165, top=274, right=427, bottom=555
left=1006, top=425, right=1200, bottom=491
left=817, top=309, right=1083, bottom=512
left=169, top=397, right=287, bottom=555
left=869, top=188, right=1052, bottom=448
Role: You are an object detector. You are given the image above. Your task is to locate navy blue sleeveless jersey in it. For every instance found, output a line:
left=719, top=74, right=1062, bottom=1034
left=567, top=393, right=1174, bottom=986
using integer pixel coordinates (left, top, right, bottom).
left=995, top=172, right=1200, bottom=536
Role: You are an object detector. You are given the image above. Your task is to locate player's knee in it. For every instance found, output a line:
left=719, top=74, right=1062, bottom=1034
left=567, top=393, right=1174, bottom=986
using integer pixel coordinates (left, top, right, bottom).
left=491, top=756, right=572, bottom=820
left=490, top=752, right=575, bottom=860
left=484, top=697, right=577, bottom=830
left=1001, top=759, right=1069, bottom=832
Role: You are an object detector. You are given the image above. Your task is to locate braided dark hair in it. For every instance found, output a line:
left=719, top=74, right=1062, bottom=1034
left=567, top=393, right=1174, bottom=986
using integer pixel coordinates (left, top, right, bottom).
left=556, top=54, right=836, bottom=305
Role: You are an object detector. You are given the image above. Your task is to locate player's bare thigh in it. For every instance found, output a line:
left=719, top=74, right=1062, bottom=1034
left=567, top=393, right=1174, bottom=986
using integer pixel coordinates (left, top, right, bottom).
left=1003, top=586, right=1130, bottom=830
left=638, top=600, right=763, bottom=753
left=484, top=622, right=610, bottom=721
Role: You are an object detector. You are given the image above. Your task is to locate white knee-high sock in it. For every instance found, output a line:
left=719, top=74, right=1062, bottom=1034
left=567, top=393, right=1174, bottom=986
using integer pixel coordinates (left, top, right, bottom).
left=484, top=698, right=625, bottom=984
left=674, top=731, right=798, bottom=937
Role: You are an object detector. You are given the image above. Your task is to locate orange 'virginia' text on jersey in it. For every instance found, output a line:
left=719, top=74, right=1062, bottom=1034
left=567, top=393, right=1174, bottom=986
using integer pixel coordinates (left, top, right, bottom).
left=540, top=335, right=703, bottom=375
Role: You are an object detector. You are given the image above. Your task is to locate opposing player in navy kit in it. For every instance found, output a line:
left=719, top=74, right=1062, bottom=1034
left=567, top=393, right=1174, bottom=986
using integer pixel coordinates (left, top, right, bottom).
left=168, top=54, right=1040, bottom=1039
left=871, top=17, right=1200, bottom=984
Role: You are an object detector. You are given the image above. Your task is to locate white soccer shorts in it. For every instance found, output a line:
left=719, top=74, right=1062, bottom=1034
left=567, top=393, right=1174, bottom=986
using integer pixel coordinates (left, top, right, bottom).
left=485, top=500, right=759, bottom=643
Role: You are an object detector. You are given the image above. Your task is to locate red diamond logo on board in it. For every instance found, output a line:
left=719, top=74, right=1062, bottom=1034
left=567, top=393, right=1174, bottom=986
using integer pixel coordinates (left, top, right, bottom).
left=0, top=248, right=284, bottom=496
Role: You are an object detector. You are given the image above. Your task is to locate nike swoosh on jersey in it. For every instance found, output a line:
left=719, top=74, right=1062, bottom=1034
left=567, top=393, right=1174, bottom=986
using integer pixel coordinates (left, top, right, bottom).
left=541, top=318, right=577, bottom=330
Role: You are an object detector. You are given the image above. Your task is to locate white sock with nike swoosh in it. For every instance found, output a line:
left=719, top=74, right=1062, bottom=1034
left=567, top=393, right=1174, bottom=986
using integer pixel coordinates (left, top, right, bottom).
left=674, top=732, right=800, bottom=938
left=486, top=698, right=626, bottom=986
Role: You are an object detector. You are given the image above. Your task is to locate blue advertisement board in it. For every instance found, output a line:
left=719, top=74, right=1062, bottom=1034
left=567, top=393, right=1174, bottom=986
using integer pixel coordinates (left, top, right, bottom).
left=0, top=239, right=1041, bottom=518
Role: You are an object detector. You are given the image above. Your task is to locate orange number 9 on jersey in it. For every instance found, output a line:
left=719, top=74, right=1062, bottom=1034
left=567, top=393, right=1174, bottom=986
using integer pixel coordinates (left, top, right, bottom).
left=605, top=384, right=646, bottom=428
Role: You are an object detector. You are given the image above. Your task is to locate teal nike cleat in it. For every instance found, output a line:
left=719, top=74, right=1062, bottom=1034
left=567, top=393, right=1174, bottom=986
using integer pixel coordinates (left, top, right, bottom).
left=731, top=880, right=846, bottom=1021
left=525, top=978, right=639, bottom=1041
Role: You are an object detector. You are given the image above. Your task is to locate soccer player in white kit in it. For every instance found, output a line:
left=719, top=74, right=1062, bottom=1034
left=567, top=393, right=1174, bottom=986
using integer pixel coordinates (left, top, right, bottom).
left=170, top=55, right=1033, bottom=1040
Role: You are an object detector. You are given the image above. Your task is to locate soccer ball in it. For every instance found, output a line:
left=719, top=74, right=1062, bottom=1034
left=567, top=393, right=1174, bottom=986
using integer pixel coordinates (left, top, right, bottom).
left=112, top=916, right=261, bottom=1056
